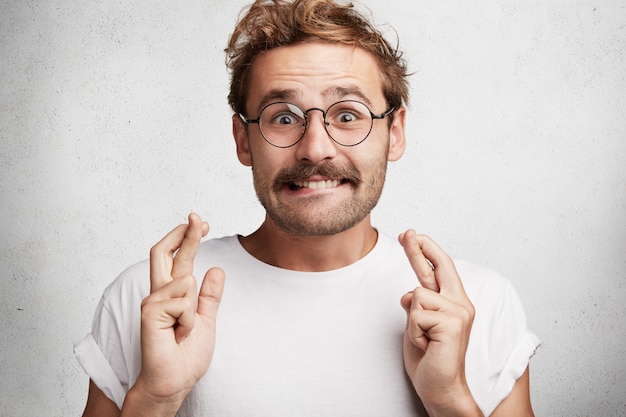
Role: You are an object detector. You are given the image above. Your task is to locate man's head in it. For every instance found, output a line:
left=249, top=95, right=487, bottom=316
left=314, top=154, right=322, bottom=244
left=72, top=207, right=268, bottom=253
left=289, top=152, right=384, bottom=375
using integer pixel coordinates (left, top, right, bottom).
left=227, top=0, right=409, bottom=236
left=226, top=0, right=410, bottom=117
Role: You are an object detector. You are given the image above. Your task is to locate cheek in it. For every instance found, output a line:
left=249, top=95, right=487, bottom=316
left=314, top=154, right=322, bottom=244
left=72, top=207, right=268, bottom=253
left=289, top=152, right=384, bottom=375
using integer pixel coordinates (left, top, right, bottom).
left=249, top=147, right=289, bottom=178
left=353, top=143, right=389, bottom=169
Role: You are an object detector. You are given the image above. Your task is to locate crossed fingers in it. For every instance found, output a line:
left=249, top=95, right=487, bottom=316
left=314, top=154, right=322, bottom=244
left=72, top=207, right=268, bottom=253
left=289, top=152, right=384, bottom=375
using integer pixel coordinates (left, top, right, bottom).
left=150, top=213, right=208, bottom=292
left=145, top=213, right=209, bottom=342
left=399, top=229, right=474, bottom=350
left=398, top=229, right=465, bottom=297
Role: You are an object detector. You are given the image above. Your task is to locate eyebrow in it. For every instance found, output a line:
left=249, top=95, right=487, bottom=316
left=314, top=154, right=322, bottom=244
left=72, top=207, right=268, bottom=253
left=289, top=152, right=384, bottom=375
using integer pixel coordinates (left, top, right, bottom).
left=322, top=85, right=374, bottom=108
left=257, top=89, right=300, bottom=114
left=255, top=84, right=375, bottom=115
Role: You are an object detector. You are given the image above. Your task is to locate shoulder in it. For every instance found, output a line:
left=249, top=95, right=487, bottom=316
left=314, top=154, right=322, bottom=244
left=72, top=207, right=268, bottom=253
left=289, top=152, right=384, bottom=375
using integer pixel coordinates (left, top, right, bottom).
left=453, top=259, right=514, bottom=300
left=452, top=259, right=530, bottom=330
left=99, top=259, right=150, bottom=314
left=377, top=232, right=520, bottom=311
left=193, top=235, right=245, bottom=276
left=196, top=235, right=241, bottom=262
left=100, top=235, right=241, bottom=310
left=375, top=233, right=511, bottom=289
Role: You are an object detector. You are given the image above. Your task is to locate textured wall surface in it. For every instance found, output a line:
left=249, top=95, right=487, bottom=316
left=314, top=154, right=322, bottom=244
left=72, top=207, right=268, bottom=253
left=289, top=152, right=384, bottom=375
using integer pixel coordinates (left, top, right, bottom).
left=1, top=1, right=625, bottom=415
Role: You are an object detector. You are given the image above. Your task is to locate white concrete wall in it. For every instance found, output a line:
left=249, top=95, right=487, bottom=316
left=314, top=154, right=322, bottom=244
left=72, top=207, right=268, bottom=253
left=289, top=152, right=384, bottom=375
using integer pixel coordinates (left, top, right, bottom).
left=1, top=0, right=624, bottom=415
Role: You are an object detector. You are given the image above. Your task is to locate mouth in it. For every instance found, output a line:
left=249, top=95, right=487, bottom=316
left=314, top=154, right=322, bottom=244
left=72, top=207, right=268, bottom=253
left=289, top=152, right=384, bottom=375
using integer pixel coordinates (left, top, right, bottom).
left=288, top=179, right=346, bottom=191
left=274, top=162, right=361, bottom=193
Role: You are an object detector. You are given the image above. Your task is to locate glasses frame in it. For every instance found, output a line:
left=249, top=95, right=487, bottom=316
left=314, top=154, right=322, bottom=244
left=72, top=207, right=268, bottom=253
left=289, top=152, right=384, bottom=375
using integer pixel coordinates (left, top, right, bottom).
left=238, top=100, right=395, bottom=148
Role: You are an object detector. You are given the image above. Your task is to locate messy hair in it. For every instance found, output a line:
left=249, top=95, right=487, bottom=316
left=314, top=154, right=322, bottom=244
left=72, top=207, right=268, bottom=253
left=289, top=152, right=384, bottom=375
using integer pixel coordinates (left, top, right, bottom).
left=225, top=0, right=409, bottom=116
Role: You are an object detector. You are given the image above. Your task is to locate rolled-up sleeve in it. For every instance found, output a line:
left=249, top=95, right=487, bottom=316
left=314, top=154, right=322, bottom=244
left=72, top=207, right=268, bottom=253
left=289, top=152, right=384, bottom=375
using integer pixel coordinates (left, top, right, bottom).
left=74, top=261, right=148, bottom=409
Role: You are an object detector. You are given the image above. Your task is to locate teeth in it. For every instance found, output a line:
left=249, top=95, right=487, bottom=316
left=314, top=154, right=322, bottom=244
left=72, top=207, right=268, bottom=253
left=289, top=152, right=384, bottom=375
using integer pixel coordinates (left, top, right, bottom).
left=293, top=179, right=341, bottom=190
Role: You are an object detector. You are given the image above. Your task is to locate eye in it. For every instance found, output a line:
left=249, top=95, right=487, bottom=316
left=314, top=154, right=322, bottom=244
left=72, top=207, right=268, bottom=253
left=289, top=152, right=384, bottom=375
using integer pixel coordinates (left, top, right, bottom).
left=337, top=111, right=358, bottom=123
left=328, top=101, right=369, bottom=125
left=263, top=103, right=305, bottom=126
left=273, top=113, right=298, bottom=125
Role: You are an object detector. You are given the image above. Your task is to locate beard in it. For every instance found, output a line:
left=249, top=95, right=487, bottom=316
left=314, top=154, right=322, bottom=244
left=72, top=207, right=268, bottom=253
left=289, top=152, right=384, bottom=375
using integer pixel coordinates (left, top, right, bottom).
left=252, top=157, right=388, bottom=236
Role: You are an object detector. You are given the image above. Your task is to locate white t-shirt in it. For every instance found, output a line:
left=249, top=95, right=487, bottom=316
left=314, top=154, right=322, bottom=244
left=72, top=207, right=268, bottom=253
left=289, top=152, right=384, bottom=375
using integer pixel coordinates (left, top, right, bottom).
left=75, top=233, right=540, bottom=416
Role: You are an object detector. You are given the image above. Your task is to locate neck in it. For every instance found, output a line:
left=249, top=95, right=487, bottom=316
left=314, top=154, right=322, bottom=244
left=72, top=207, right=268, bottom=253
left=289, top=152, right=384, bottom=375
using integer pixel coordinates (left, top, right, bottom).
left=239, top=215, right=378, bottom=272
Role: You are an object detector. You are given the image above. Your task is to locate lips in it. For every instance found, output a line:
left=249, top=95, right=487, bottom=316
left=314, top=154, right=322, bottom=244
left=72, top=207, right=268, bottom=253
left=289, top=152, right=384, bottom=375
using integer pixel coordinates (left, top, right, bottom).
left=275, top=162, right=361, bottom=193
left=291, top=179, right=342, bottom=190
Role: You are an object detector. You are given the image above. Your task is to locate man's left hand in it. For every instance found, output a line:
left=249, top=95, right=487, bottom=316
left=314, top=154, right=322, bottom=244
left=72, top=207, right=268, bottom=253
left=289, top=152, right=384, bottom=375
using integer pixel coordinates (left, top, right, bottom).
left=399, top=229, right=483, bottom=417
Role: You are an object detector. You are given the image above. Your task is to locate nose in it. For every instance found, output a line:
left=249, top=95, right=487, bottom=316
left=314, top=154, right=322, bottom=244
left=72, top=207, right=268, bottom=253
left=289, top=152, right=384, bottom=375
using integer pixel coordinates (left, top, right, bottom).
left=294, top=109, right=337, bottom=163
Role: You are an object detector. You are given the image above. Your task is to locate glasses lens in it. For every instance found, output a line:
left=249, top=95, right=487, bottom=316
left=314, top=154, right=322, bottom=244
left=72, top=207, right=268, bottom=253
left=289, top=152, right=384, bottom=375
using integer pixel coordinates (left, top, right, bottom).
left=257, top=101, right=375, bottom=147
left=326, top=101, right=373, bottom=146
left=259, top=102, right=306, bottom=147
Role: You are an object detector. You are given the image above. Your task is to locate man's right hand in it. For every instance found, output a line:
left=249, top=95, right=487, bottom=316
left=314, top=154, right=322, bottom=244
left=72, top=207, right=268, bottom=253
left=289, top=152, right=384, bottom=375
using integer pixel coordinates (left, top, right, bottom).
left=121, top=213, right=225, bottom=417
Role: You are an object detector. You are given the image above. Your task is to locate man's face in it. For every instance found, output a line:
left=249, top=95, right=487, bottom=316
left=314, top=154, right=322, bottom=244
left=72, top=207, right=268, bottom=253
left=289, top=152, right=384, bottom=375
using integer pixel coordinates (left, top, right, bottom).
left=233, top=42, right=406, bottom=236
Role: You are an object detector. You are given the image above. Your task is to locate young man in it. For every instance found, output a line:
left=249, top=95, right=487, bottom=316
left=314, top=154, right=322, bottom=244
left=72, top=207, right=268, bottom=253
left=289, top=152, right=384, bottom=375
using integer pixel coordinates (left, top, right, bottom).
left=76, top=1, right=540, bottom=416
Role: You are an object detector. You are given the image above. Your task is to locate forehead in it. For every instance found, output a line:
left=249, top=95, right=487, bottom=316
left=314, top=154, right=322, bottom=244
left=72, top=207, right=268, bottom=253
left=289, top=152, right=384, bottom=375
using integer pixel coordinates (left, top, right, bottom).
left=246, top=42, right=385, bottom=113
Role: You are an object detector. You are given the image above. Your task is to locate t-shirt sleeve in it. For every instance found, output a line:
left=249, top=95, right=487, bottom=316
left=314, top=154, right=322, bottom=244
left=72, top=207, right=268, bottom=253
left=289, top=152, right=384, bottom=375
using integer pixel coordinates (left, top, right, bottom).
left=74, top=333, right=127, bottom=409
left=460, top=262, right=541, bottom=416
left=74, top=262, right=148, bottom=410
left=484, top=281, right=540, bottom=414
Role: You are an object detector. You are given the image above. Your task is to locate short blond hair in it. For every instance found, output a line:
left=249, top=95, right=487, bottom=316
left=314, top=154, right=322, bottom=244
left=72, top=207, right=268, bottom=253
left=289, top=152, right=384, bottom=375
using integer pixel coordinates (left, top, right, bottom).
left=225, top=0, right=409, bottom=115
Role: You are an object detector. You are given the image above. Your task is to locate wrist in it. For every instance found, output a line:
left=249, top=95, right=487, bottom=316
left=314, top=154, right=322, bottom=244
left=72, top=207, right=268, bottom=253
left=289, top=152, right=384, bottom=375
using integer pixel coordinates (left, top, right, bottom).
left=120, top=377, right=188, bottom=417
left=422, top=386, right=483, bottom=417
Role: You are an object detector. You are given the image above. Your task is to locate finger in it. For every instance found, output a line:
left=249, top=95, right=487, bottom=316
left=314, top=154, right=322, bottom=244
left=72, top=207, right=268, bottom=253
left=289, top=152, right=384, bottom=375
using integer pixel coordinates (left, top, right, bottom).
left=400, top=291, right=414, bottom=313
left=142, top=297, right=196, bottom=343
left=146, top=274, right=199, bottom=332
left=197, top=267, right=225, bottom=323
left=408, top=286, right=470, bottom=315
left=399, top=229, right=439, bottom=292
left=407, top=309, right=442, bottom=345
left=406, top=288, right=451, bottom=350
left=173, top=295, right=196, bottom=343
left=406, top=287, right=475, bottom=346
left=400, top=230, right=467, bottom=299
left=150, top=223, right=189, bottom=292
left=142, top=274, right=198, bottom=342
left=149, top=213, right=207, bottom=293
left=402, top=293, right=429, bottom=352
left=171, top=213, right=207, bottom=279
left=412, top=234, right=466, bottom=299
left=401, top=291, right=429, bottom=352
left=144, top=274, right=197, bottom=304
left=406, top=328, right=429, bottom=353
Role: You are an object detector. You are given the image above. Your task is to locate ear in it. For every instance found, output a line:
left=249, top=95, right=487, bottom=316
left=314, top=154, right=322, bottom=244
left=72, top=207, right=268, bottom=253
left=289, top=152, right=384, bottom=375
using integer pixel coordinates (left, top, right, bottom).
left=387, top=106, right=407, bottom=162
left=232, top=113, right=252, bottom=166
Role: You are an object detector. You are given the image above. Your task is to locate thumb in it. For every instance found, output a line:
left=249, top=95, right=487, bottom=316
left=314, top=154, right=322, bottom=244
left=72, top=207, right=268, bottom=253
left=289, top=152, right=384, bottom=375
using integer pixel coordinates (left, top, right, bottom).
left=197, top=267, right=225, bottom=321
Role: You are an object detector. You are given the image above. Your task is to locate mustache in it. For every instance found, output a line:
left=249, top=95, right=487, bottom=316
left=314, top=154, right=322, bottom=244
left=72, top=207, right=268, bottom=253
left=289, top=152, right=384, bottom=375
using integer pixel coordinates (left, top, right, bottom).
left=273, top=162, right=362, bottom=191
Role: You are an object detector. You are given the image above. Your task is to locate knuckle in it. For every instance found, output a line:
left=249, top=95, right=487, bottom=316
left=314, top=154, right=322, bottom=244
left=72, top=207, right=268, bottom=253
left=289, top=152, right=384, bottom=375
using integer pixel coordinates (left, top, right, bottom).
left=140, top=298, right=158, bottom=318
left=180, top=297, right=194, bottom=312
left=466, top=303, right=476, bottom=320
left=149, top=243, right=163, bottom=258
left=140, top=293, right=155, bottom=310
left=412, top=287, right=429, bottom=298
left=412, top=333, right=424, bottom=346
left=451, top=305, right=474, bottom=329
left=409, top=308, right=421, bottom=323
left=180, top=274, right=197, bottom=289
left=416, top=234, right=434, bottom=247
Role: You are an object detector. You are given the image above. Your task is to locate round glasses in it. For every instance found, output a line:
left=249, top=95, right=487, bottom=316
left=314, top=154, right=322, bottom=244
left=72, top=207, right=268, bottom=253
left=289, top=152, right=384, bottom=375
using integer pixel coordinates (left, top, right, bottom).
left=239, top=100, right=395, bottom=148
